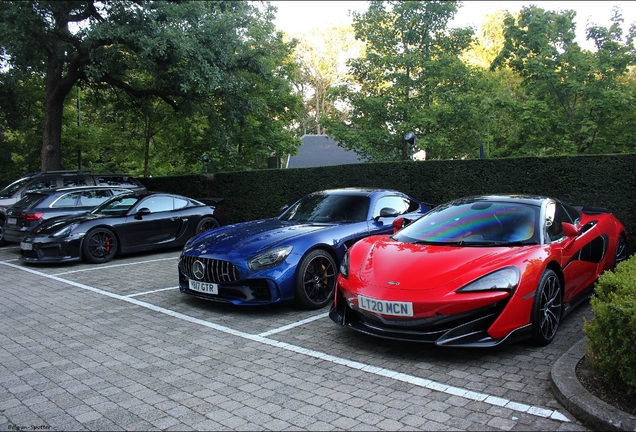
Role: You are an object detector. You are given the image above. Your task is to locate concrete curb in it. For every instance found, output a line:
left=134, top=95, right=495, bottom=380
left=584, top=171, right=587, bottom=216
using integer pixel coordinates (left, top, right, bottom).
left=551, top=338, right=636, bottom=431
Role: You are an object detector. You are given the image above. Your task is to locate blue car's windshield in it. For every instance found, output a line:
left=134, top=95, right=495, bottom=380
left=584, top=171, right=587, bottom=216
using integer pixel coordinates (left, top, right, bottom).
left=91, top=195, right=140, bottom=216
left=394, top=201, right=539, bottom=245
left=280, top=193, right=370, bottom=223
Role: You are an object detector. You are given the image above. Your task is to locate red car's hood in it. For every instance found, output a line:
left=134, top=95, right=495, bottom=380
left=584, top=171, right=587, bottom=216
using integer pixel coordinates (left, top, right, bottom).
left=356, top=238, right=526, bottom=290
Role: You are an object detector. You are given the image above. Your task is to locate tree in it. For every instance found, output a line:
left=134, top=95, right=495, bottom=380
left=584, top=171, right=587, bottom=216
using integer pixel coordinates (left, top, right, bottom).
left=322, top=0, right=474, bottom=162
left=290, top=24, right=364, bottom=135
left=491, top=5, right=636, bottom=155
left=0, top=1, right=301, bottom=172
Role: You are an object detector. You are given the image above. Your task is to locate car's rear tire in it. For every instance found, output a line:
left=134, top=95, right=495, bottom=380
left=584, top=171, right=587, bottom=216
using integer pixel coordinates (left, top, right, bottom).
left=531, top=269, right=562, bottom=346
left=196, top=217, right=220, bottom=234
left=294, top=249, right=337, bottom=310
left=82, top=228, right=118, bottom=264
left=612, top=233, right=627, bottom=270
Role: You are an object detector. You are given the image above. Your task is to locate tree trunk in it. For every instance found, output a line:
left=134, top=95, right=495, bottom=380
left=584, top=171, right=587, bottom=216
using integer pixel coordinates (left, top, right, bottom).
left=41, top=50, right=76, bottom=172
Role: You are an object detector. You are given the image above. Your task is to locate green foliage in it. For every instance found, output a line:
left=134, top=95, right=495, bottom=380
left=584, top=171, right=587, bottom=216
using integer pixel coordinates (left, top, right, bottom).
left=0, top=1, right=303, bottom=174
left=324, top=0, right=477, bottom=161
left=584, top=255, right=636, bottom=392
left=492, top=5, right=636, bottom=155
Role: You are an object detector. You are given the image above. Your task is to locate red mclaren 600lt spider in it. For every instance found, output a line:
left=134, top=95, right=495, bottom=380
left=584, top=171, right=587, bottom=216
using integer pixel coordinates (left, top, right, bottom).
left=329, top=195, right=628, bottom=347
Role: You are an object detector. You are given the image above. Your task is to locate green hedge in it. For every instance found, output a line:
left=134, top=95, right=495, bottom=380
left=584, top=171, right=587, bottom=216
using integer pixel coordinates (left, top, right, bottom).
left=140, top=153, right=636, bottom=256
left=584, top=255, right=636, bottom=392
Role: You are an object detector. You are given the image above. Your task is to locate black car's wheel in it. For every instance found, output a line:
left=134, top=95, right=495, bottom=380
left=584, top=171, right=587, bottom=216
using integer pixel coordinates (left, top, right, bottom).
left=531, top=269, right=562, bottom=346
left=0, top=223, right=6, bottom=247
left=82, top=228, right=118, bottom=264
left=294, top=249, right=337, bottom=309
left=612, top=233, right=627, bottom=270
left=196, top=217, right=220, bottom=234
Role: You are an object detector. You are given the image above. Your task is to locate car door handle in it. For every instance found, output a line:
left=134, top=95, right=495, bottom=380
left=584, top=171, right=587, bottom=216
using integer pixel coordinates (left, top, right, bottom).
left=170, top=217, right=181, bottom=221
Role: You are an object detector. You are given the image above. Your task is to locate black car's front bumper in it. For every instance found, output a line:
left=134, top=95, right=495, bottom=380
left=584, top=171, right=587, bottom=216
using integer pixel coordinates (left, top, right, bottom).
left=19, top=237, right=82, bottom=264
left=329, top=293, right=531, bottom=347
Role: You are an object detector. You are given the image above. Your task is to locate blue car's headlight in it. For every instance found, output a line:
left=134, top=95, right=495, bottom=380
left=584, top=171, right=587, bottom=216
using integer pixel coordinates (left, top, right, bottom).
left=340, top=251, right=350, bottom=278
left=248, top=245, right=293, bottom=271
left=457, top=267, right=520, bottom=293
left=52, top=222, right=79, bottom=238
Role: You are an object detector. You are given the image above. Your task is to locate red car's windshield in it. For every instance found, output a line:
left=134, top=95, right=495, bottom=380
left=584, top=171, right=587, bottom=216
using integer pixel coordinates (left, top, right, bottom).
left=395, top=201, right=540, bottom=245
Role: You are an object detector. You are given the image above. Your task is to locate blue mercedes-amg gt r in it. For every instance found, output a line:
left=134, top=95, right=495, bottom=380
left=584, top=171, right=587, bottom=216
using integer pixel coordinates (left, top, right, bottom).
left=178, top=188, right=432, bottom=309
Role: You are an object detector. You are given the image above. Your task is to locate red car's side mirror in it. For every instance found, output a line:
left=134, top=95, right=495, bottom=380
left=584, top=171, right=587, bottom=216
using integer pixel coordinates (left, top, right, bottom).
left=392, top=217, right=412, bottom=233
left=562, top=222, right=580, bottom=237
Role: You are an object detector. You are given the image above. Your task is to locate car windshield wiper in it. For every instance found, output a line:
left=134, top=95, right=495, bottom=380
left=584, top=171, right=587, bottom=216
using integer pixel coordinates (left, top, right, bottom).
left=486, top=240, right=539, bottom=246
left=411, top=240, right=465, bottom=246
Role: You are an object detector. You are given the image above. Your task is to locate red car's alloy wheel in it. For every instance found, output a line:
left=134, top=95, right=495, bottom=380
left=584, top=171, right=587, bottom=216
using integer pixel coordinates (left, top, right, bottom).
left=531, top=269, right=562, bottom=346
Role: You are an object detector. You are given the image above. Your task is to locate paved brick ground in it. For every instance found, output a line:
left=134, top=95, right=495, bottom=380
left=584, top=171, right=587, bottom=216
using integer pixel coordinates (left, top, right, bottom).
left=0, top=245, right=590, bottom=431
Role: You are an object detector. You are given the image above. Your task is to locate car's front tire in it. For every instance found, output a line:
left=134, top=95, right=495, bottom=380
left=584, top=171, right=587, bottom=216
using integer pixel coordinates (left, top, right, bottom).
left=531, top=269, right=562, bottom=346
left=82, top=228, right=118, bottom=264
left=294, top=249, right=337, bottom=310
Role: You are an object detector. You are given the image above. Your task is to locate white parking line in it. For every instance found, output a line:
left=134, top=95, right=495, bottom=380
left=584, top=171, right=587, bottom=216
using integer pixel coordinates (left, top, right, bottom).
left=53, top=257, right=177, bottom=275
left=127, top=286, right=179, bottom=297
left=259, top=312, right=329, bottom=337
left=1, top=261, right=570, bottom=423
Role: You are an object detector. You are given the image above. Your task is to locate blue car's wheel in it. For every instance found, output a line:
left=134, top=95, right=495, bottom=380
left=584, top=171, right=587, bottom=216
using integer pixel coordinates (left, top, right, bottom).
left=531, top=269, right=562, bottom=346
left=82, top=228, right=118, bottom=264
left=294, top=249, right=337, bottom=310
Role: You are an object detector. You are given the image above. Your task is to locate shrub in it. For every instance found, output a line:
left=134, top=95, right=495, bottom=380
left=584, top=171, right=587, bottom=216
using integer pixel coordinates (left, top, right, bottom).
left=584, top=254, right=636, bottom=394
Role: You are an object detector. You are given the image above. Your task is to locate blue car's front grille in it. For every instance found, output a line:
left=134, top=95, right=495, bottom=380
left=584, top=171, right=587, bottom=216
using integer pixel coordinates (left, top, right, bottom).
left=179, top=255, right=240, bottom=283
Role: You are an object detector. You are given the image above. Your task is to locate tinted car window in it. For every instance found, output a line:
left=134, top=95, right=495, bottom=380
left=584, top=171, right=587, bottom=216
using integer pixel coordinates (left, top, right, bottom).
left=52, top=192, right=80, bottom=208
left=174, top=197, right=189, bottom=210
left=280, top=193, right=370, bottom=222
left=395, top=201, right=539, bottom=244
left=97, top=175, right=142, bottom=187
left=78, top=190, right=114, bottom=207
left=94, top=196, right=140, bottom=215
left=25, top=179, right=57, bottom=192
left=62, top=177, right=89, bottom=187
left=140, top=196, right=175, bottom=213
left=0, top=178, right=31, bottom=198
left=12, top=193, right=47, bottom=210
left=372, top=196, right=412, bottom=218
left=546, top=202, right=573, bottom=242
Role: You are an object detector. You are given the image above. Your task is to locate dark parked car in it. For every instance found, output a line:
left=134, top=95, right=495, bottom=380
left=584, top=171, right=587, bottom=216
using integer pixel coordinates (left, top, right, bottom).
left=19, top=191, right=227, bottom=264
left=3, top=186, right=136, bottom=243
left=0, top=170, right=144, bottom=245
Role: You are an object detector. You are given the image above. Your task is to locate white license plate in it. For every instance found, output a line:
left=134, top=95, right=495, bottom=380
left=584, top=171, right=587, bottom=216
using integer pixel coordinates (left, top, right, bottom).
left=358, top=295, right=413, bottom=317
left=8, top=217, right=16, bottom=225
left=20, top=242, right=33, bottom=251
left=189, top=279, right=219, bottom=295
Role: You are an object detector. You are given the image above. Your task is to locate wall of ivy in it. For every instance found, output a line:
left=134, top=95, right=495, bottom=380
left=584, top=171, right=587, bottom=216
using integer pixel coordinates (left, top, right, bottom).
left=140, top=154, right=636, bottom=256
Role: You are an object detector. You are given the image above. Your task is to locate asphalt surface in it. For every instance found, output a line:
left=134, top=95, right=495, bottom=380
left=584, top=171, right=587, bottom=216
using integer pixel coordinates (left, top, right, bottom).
left=0, top=243, right=592, bottom=431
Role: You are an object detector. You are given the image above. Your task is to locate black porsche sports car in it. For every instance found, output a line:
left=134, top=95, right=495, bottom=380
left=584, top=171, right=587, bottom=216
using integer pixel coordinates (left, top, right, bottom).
left=19, top=191, right=226, bottom=264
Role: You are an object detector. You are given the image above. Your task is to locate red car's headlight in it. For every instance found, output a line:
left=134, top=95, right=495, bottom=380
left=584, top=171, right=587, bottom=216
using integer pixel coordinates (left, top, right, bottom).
left=456, top=267, right=520, bottom=293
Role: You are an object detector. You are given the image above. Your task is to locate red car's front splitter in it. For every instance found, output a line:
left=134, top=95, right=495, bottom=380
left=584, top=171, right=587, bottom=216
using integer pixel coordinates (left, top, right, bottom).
left=328, top=296, right=532, bottom=347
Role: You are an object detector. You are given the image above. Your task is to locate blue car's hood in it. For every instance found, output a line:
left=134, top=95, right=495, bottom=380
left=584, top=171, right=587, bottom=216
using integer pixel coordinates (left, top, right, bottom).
left=186, top=218, right=337, bottom=255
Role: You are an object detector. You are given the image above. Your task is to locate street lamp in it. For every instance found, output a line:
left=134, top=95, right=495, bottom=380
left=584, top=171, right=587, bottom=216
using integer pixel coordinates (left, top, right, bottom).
left=202, top=155, right=210, bottom=173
